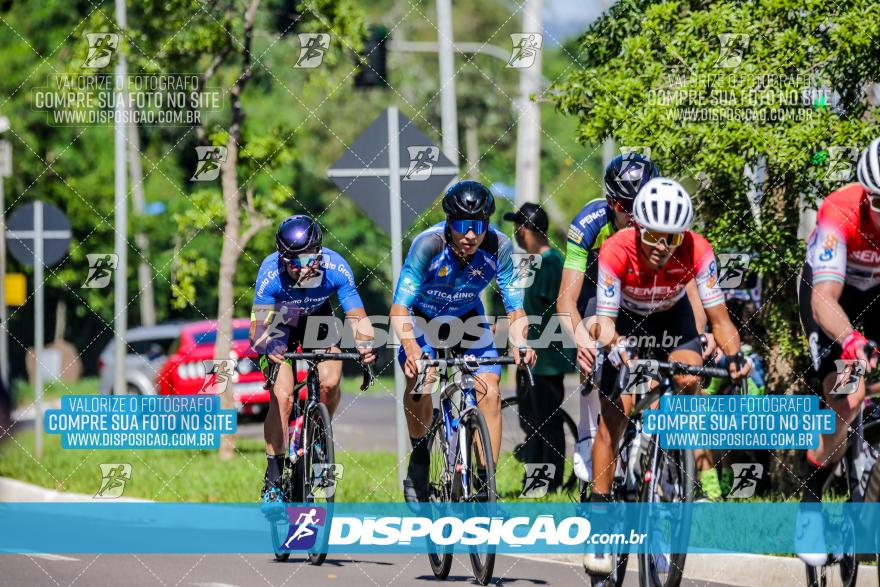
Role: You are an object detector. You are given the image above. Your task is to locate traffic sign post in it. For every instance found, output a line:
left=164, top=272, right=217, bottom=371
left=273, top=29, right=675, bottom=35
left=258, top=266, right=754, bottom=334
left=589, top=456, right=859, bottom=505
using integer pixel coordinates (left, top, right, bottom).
left=0, top=135, right=9, bottom=391
left=6, top=201, right=72, bottom=459
left=328, top=107, right=458, bottom=485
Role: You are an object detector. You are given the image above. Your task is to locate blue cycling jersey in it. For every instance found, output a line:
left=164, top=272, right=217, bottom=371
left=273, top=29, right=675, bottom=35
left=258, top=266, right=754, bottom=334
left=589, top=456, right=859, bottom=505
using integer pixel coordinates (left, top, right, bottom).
left=392, top=222, right=523, bottom=318
left=252, top=248, right=363, bottom=314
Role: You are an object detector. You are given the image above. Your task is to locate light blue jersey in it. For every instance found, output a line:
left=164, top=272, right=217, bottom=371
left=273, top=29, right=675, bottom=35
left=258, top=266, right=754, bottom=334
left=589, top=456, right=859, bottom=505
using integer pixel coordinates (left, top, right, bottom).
left=392, top=222, right=523, bottom=318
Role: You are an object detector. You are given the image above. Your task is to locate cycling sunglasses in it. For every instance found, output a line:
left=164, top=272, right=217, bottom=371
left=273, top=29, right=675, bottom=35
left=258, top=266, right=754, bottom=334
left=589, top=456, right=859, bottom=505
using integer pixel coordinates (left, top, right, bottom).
left=870, top=194, right=880, bottom=213
left=283, top=251, right=322, bottom=269
left=449, top=218, right=489, bottom=235
left=640, top=228, right=685, bottom=247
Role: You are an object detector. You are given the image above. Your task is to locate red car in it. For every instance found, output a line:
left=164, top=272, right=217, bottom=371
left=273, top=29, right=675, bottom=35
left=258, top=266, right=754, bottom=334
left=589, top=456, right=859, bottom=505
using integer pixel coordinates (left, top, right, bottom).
left=156, top=318, right=277, bottom=416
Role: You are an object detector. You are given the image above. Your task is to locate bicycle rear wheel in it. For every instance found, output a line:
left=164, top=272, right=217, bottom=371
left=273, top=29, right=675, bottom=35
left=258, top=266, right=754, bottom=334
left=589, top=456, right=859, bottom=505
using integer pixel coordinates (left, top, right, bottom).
left=303, top=402, right=335, bottom=566
left=426, top=408, right=453, bottom=579
left=460, top=408, right=497, bottom=586
left=638, top=442, right=695, bottom=587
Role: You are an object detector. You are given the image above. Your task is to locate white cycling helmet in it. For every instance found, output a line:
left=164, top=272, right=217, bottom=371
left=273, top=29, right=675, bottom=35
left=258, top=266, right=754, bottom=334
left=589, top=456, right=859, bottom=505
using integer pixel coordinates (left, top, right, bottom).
left=857, top=138, right=880, bottom=195
left=632, top=177, right=694, bottom=233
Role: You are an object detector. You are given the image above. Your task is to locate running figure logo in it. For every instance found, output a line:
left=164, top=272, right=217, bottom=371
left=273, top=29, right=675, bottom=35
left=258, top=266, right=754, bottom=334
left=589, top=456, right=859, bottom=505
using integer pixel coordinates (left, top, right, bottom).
left=282, top=506, right=327, bottom=550
left=715, top=254, right=753, bottom=289
left=83, top=33, right=118, bottom=68
left=507, top=34, right=543, bottom=68
left=82, top=254, right=119, bottom=288
left=403, top=146, right=439, bottom=181
left=824, top=146, right=859, bottom=182
left=520, top=463, right=556, bottom=498
left=727, top=463, right=763, bottom=498
left=625, top=360, right=658, bottom=395
left=197, top=359, right=237, bottom=395
left=512, top=253, right=542, bottom=289
left=295, top=33, right=331, bottom=68
left=191, top=146, right=228, bottom=181
left=832, top=359, right=867, bottom=396
left=95, top=463, right=132, bottom=498
left=715, top=34, right=749, bottom=69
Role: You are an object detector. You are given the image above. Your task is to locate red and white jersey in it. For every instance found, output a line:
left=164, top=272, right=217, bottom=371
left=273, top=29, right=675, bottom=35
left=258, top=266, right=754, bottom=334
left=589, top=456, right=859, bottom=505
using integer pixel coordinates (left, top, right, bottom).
left=807, top=183, right=880, bottom=291
left=596, top=228, right=724, bottom=317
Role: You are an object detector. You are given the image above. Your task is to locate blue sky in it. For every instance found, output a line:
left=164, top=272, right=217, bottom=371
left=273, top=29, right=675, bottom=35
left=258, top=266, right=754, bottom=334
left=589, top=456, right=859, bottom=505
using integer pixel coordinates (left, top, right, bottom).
left=543, top=0, right=614, bottom=44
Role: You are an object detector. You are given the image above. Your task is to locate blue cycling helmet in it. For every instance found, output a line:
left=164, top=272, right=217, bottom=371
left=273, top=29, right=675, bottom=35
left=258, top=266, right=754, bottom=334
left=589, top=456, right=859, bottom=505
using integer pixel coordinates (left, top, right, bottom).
left=276, top=215, right=322, bottom=260
left=604, top=153, right=660, bottom=212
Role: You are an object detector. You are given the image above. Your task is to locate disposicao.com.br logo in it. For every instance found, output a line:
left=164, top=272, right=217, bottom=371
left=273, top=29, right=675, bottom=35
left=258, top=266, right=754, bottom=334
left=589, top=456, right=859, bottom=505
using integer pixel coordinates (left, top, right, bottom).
left=325, top=514, right=645, bottom=549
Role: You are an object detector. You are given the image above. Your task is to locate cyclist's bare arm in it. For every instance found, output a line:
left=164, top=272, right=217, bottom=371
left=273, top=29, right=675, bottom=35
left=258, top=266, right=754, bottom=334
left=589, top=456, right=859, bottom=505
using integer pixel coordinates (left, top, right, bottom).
left=557, top=267, right=586, bottom=344
left=686, top=279, right=708, bottom=332
left=704, top=303, right=749, bottom=379
left=390, top=303, right=423, bottom=378
left=344, top=306, right=376, bottom=364
left=811, top=280, right=854, bottom=343
left=507, top=308, right=537, bottom=367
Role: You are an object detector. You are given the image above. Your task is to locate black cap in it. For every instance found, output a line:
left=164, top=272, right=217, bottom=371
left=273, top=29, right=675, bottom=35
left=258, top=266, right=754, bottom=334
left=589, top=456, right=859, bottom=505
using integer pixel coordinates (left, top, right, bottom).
left=503, top=202, right=549, bottom=233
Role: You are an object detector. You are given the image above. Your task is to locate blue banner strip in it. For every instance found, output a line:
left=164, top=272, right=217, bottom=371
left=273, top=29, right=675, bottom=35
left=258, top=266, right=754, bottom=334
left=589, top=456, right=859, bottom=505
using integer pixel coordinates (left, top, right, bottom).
left=2, top=502, right=879, bottom=555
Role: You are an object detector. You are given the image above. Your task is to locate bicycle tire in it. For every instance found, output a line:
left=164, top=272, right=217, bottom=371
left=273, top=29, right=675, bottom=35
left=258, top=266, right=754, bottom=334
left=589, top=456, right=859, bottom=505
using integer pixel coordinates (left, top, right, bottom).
left=500, top=396, right=578, bottom=491
left=638, top=443, right=695, bottom=587
left=866, top=457, right=880, bottom=586
left=304, top=402, right=335, bottom=566
left=462, top=408, right=497, bottom=586
left=426, top=408, right=453, bottom=580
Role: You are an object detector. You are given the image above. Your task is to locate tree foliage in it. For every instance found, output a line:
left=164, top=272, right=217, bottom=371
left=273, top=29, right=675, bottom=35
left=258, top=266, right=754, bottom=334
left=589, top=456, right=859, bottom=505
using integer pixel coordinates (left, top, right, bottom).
left=551, top=0, right=880, bottom=389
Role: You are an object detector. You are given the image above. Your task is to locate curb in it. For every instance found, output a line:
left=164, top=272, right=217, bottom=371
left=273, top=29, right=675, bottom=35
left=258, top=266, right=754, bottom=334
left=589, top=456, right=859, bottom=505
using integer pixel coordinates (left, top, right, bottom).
left=509, top=552, right=876, bottom=587
left=0, top=476, right=150, bottom=502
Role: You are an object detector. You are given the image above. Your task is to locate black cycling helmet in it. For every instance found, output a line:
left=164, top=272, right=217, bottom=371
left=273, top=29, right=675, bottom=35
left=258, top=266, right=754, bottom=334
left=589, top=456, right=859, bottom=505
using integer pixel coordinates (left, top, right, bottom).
left=442, top=180, right=496, bottom=219
left=276, top=214, right=322, bottom=260
left=604, top=153, right=660, bottom=212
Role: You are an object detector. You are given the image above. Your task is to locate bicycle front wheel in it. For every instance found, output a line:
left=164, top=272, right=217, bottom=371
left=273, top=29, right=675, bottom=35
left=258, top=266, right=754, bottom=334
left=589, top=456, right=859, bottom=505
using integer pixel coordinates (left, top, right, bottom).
left=461, top=408, right=497, bottom=586
left=637, top=443, right=695, bottom=587
left=303, top=402, right=335, bottom=566
left=426, top=408, right=453, bottom=579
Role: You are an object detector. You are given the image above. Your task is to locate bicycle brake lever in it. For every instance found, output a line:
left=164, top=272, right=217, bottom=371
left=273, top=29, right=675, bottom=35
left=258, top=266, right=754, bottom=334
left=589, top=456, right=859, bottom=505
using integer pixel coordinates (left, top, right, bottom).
left=360, top=363, right=374, bottom=392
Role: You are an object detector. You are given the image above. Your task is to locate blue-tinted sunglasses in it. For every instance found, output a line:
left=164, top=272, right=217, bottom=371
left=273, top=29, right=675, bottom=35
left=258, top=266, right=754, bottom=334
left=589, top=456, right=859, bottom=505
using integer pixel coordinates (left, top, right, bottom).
left=283, top=252, right=322, bottom=269
left=449, top=219, right=488, bottom=235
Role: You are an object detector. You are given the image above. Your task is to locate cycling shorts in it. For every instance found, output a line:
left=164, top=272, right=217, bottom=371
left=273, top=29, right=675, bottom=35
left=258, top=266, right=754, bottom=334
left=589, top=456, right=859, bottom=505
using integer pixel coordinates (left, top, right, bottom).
left=396, top=306, right=501, bottom=377
left=798, top=263, right=880, bottom=380
left=597, top=295, right=702, bottom=398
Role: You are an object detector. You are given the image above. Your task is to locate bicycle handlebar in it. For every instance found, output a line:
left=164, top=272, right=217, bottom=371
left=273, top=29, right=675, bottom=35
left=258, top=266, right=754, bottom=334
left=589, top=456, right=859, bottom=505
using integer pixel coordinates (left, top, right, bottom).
left=410, top=354, right=534, bottom=402
left=283, top=350, right=375, bottom=392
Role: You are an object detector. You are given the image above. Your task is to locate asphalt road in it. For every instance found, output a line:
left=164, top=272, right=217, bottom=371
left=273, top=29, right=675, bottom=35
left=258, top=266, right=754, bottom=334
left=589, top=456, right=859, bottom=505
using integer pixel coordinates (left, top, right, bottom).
left=0, top=553, right=745, bottom=587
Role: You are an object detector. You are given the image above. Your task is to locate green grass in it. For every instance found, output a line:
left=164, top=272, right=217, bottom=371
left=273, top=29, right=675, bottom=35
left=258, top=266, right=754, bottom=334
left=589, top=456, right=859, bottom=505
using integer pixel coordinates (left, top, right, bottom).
left=0, top=430, right=577, bottom=503
left=13, top=376, right=100, bottom=406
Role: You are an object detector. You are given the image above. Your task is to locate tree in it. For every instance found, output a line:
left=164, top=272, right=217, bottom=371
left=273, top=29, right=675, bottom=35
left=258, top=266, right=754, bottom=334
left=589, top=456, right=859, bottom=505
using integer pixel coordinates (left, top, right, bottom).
left=551, top=0, right=880, bottom=491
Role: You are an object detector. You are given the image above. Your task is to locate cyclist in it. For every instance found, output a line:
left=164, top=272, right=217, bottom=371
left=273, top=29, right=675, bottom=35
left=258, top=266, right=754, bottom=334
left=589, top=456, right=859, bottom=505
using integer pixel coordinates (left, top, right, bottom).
left=796, top=139, right=880, bottom=565
left=582, top=178, right=749, bottom=575
left=251, top=214, right=376, bottom=503
left=556, top=153, right=716, bottom=486
left=390, top=180, right=537, bottom=502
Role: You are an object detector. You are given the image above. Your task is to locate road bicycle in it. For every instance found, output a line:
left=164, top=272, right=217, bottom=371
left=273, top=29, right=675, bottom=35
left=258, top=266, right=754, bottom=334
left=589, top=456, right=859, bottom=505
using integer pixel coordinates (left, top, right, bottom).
left=804, top=343, right=880, bottom=587
left=268, top=350, right=373, bottom=565
left=413, top=348, right=534, bottom=586
left=586, top=349, right=737, bottom=587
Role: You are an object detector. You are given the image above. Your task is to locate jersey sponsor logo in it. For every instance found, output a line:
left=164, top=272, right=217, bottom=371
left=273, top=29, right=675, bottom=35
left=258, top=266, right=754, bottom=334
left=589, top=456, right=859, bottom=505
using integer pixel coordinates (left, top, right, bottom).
left=567, top=226, right=583, bottom=244
left=602, top=275, right=615, bottom=297
left=819, top=248, right=835, bottom=262
left=438, top=265, right=450, bottom=278
left=578, top=208, right=605, bottom=228
left=849, top=249, right=880, bottom=264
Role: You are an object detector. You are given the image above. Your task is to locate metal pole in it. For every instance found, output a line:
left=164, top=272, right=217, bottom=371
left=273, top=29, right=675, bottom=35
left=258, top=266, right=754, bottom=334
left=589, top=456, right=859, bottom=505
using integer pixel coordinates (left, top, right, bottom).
left=387, top=107, right=408, bottom=487
left=514, top=0, right=543, bottom=207
left=34, top=201, right=43, bottom=459
left=113, top=0, right=128, bottom=395
left=0, top=173, right=6, bottom=389
left=435, top=0, right=458, bottom=165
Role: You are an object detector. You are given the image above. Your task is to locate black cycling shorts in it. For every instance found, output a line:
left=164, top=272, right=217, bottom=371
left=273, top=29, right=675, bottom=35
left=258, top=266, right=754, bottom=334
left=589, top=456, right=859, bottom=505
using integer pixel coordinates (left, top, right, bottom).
left=798, top=263, right=880, bottom=380
left=597, top=295, right=702, bottom=398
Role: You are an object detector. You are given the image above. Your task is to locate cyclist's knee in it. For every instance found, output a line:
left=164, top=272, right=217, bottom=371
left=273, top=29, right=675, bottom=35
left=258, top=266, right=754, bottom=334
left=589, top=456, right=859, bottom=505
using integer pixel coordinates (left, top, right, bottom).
left=673, top=373, right=702, bottom=392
